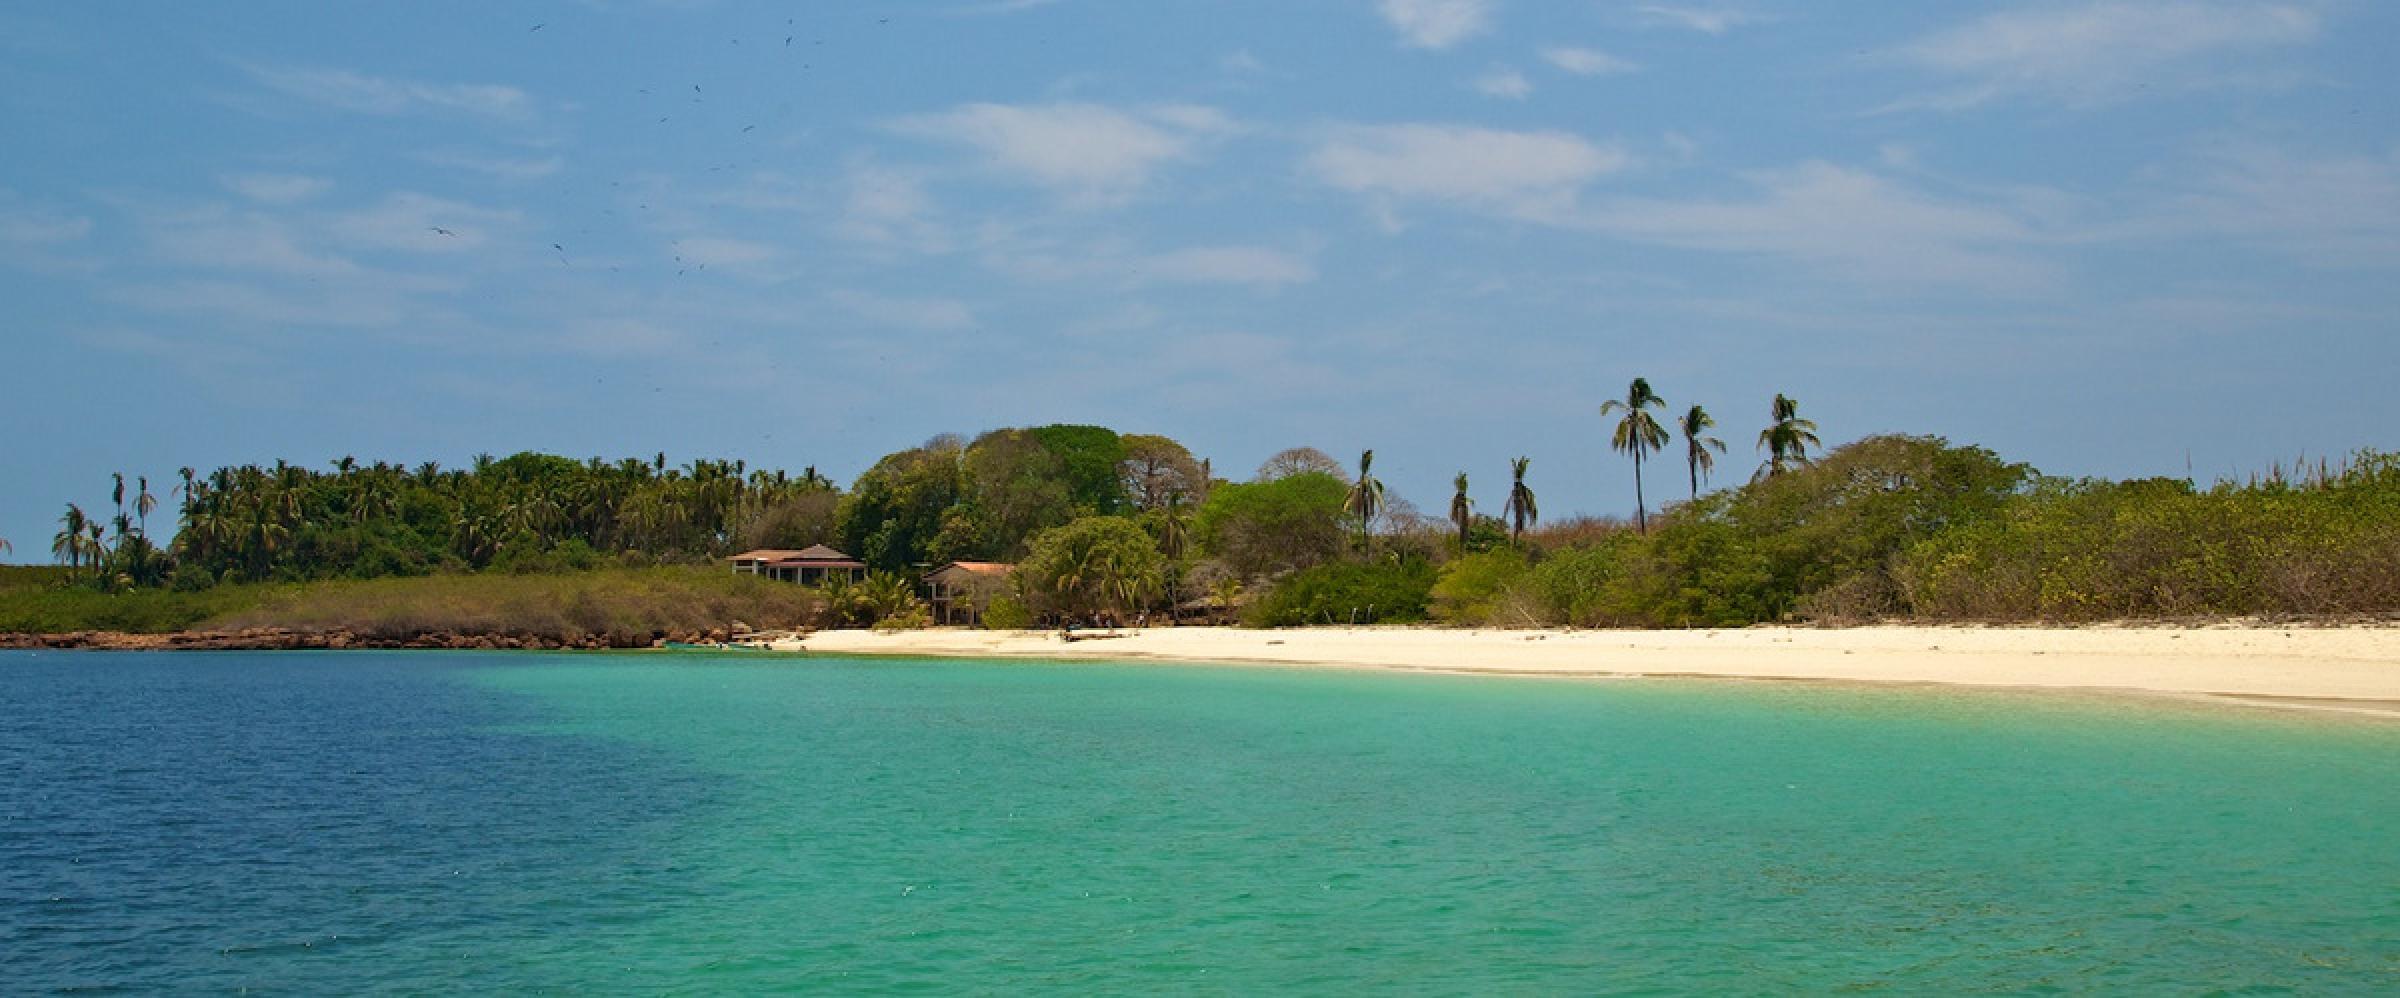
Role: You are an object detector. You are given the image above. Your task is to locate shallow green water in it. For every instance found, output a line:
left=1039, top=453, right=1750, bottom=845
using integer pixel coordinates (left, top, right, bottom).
left=5, top=651, right=2396, bottom=991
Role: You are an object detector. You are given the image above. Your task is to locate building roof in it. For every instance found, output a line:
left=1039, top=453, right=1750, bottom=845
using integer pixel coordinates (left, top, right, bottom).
left=929, top=561, right=1014, bottom=577
left=728, top=548, right=808, bottom=562
left=768, top=558, right=866, bottom=570
left=732, top=544, right=857, bottom=564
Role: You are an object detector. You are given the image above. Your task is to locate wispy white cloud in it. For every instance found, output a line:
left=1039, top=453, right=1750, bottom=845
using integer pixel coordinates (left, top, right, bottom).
left=1543, top=46, right=1638, bottom=76
left=1142, top=245, right=1316, bottom=286
left=0, top=194, right=91, bottom=245
left=419, top=151, right=565, bottom=180
left=2143, top=143, right=2400, bottom=264
left=241, top=63, right=533, bottom=118
left=1573, top=161, right=2059, bottom=288
left=0, top=190, right=96, bottom=273
left=1306, top=123, right=1629, bottom=220
left=835, top=162, right=952, bottom=255
left=326, top=192, right=522, bottom=252
left=563, top=316, right=685, bottom=357
left=111, top=278, right=411, bottom=327
left=1631, top=4, right=1761, bottom=34
left=671, top=235, right=780, bottom=269
left=829, top=289, right=977, bottom=330
left=887, top=102, right=1233, bottom=205
left=143, top=204, right=363, bottom=277
left=954, top=0, right=1063, bottom=13
left=1473, top=67, right=1533, bottom=99
left=983, top=234, right=1316, bottom=289
left=221, top=173, right=333, bottom=205
left=1377, top=0, right=1493, bottom=49
left=1220, top=49, right=1267, bottom=75
left=1889, top=2, right=2320, bottom=110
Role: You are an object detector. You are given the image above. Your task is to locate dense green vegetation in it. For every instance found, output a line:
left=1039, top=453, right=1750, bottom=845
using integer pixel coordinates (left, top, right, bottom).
left=0, top=568, right=269, bottom=633
left=0, top=568, right=822, bottom=639
left=12, top=398, right=2397, bottom=635
left=1429, top=437, right=2400, bottom=627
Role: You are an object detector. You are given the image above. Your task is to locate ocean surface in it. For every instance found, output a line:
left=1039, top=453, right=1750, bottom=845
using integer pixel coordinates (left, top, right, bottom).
left=3, top=650, right=2395, bottom=992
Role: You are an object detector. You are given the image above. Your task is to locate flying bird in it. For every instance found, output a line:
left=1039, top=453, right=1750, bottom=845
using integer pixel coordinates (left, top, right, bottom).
left=529, top=23, right=544, bottom=32
left=429, top=227, right=456, bottom=237
left=741, top=125, right=755, bottom=132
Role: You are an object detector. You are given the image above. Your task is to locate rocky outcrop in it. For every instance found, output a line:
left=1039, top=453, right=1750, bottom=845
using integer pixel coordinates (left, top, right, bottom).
left=0, top=627, right=733, bottom=651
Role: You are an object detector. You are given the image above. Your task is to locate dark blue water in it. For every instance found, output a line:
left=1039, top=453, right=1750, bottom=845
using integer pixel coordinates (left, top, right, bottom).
left=2, top=651, right=725, bottom=991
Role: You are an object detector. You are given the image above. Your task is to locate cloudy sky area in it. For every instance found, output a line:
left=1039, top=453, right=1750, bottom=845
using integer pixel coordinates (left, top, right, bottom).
left=3, top=1, right=2395, bottom=549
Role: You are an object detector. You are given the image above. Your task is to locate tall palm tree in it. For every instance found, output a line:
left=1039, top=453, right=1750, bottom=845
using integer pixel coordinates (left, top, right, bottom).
left=1502, top=457, right=1538, bottom=544
left=1342, top=449, right=1386, bottom=552
left=1600, top=377, right=1670, bottom=531
left=174, top=467, right=198, bottom=517
left=242, top=509, right=290, bottom=580
left=1755, top=393, right=1822, bottom=480
left=1680, top=405, right=1726, bottom=499
left=1449, top=472, right=1473, bottom=552
left=54, top=504, right=89, bottom=573
left=1156, top=492, right=1192, bottom=621
left=135, top=476, right=157, bottom=536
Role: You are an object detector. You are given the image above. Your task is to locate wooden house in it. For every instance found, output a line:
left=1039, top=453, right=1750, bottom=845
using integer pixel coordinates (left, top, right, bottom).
left=729, top=545, right=868, bottom=586
left=923, top=561, right=1014, bottom=626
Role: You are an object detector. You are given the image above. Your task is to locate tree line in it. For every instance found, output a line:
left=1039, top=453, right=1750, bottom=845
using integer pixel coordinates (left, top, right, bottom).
left=31, top=397, right=2400, bottom=627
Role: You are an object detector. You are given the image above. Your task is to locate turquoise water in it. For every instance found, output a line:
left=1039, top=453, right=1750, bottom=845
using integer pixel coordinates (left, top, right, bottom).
left=3, top=651, right=2395, bottom=991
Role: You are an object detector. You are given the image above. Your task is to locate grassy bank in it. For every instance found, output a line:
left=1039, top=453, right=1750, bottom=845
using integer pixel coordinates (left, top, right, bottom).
left=0, top=567, right=825, bottom=640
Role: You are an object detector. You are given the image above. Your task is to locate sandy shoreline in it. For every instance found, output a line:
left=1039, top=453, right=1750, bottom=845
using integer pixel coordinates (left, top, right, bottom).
left=793, top=625, right=2400, bottom=717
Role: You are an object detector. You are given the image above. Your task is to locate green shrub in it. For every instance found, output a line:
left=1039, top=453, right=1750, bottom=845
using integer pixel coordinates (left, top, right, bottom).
left=1245, top=558, right=1436, bottom=627
left=1429, top=549, right=1533, bottom=625
left=824, top=572, right=930, bottom=629
left=1894, top=456, right=2400, bottom=620
left=981, top=594, right=1033, bottom=630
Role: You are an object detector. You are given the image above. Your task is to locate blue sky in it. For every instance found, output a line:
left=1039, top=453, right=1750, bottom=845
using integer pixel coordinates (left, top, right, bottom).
left=3, top=1, right=2396, bottom=554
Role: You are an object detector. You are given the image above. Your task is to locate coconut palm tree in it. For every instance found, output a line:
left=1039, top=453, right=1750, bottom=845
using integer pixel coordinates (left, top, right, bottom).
left=1156, top=492, right=1192, bottom=620
left=54, top=504, right=89, bottom=574
left=1342, top=449, right=1386, bottom=552
left=1600, top=377, right=1671, bottom=531
left=1755, top=393, right=1822, bottom=480
left=174, top=467, right=198, bottom=517
left=1680, top=405, right=1726, bottom=499
left=1449, top=472, right=1473, bottom=552
left=242, top=508, right=290, bottom=580
left=1502, top=457, right=1538, bottom=544
left=135, top=476, right=158, bottom=536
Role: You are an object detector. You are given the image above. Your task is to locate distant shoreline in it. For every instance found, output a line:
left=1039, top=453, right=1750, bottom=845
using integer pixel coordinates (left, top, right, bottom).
left=12, top=622, right=2398, bottom=718
left=793, top=624, right=2400, bottom=718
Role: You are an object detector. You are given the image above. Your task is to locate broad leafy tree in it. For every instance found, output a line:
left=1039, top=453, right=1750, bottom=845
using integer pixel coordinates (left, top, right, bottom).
left=1118, top=433, right=1207, bottom=511
left=1193, top=471, right=1349, bottom=580
left=1017, top=515, right=1166, bottom=621
left=1255, top=446, right=1348, bottom=483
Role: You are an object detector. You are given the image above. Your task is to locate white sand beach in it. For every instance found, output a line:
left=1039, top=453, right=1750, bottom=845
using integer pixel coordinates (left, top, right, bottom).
left=791, top=624, right=2400, bottom=714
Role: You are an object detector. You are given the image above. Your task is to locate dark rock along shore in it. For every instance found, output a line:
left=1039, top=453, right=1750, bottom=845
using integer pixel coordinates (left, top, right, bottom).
left=0, top=627, right=741, bottom=651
